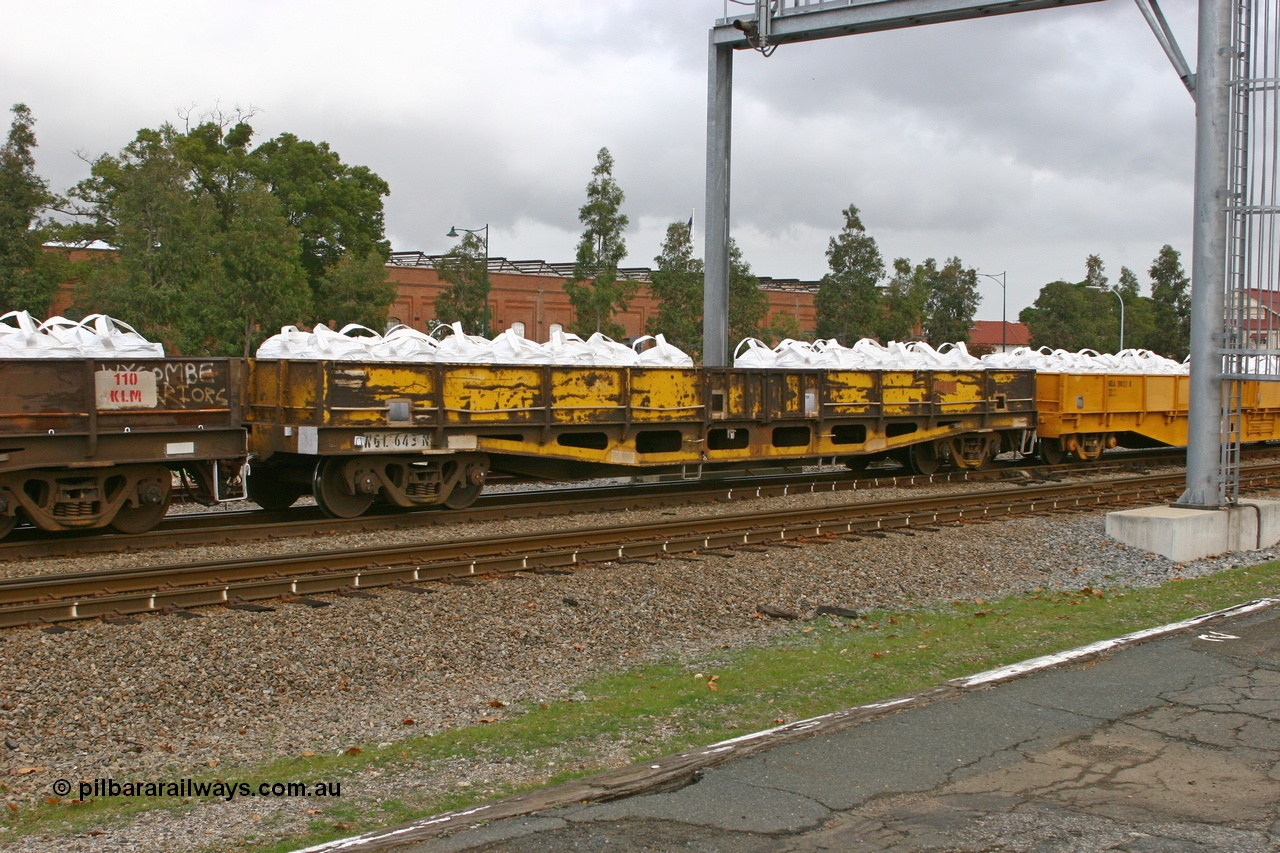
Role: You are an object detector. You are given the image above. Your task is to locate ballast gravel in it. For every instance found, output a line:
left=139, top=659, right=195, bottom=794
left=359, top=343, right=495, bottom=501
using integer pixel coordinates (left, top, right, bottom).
left=1, top=481, right=1277, bottom=853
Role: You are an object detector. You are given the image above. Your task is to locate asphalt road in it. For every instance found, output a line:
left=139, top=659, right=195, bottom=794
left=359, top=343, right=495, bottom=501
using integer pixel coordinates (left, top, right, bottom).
left=307, top=598, right=1280, bottom=853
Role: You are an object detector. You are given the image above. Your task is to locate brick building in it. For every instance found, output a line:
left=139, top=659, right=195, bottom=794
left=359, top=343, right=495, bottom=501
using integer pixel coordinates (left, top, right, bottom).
left=385, top=252, right=818, bottom=341
left=50, top=246, right=817, bottom=342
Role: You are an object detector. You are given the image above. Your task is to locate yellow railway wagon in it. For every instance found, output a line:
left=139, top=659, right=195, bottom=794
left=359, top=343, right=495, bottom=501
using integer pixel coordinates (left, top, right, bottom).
left=1034, top=372, right=1189, bottom=462
left=1034, top=372, right=1280, bottom=462
left=244, top=360, right=1035, bottom=518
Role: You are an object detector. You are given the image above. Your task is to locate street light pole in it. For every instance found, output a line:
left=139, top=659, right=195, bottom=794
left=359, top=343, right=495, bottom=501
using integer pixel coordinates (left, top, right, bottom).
left=1087, top=284, right=1125, bottom=351
left=446, top=224, right=490, bottom=337
left=976, top=271, right=1007, bottom=350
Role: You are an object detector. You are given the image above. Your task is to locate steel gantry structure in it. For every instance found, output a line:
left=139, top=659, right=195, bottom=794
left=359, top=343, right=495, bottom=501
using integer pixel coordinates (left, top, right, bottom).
left=703, top=0, right=1274, bottom=512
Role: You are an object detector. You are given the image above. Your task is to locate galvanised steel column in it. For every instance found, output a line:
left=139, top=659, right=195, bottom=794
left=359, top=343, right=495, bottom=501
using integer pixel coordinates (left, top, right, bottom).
left=703, top=37, right=733, bottom=367
left=1179, top=0, right=1233, bottom=507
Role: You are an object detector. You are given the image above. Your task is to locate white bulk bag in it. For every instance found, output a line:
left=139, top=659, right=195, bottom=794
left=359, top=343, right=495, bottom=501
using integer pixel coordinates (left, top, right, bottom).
left=545, top=328, right=597, bottom=365
left=369, top=325, right=441, bottom=362
left=310, top=323, right=379, bottom=360
left=772, top=338, right=822, bottom=368
left=733, top=338, right=777, bottom=368
left=633, top=334, right=694, bottom=367
left=585, top=333, right=639, bottom=366
left=256, top=325, right=316, bottom=359
left=431, top=322, right=494, bottom=363
left=490, top=326, right=552, bottom=364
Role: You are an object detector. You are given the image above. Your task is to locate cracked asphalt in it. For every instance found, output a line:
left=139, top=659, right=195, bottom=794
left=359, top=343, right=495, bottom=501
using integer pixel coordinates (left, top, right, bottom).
left=343, top=603, right=1280, bottom=852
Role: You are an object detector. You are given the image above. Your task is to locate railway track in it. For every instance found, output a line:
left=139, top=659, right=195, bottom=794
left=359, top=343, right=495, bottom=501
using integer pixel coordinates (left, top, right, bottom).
left=0, top=448, right=1197, bottom=562
left=6, top=460, right=1280, bottom=630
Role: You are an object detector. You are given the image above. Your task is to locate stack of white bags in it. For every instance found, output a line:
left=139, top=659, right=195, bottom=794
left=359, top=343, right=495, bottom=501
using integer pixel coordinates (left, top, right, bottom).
left=0, top=309, right=1191, bottom=377
left=255, top=322, right=696, bottom=367
left=982, top=346, right=1188, bottom=374
left=0, top=311, right=165, bottom=358
left=733, top=337, right=1189, bottom=375
left=734, top=337, right=982, bottom=370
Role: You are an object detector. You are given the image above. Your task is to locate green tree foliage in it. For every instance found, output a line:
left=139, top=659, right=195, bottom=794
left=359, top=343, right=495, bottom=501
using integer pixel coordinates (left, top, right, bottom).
left=433, top=230, right=490, bottom=334
left=1147, top=244, right=1191, bottom=360
left=1020, top=280, right=1100, bottom=350
left=920, top=257, right=980, bottom=345
left=1116, top=265, right=1155, bottom=353
left=767, top=310, right=804, bottom=345
left=1084, top=253, right=1107, bottom=290
left=1020, top=255, right=1143, bottom=352
left=876, top=257, right=929, bottom=342
left=645, top=220, right=702, bottom=355
left=249, top=132, right=391, bottom=317
left=728, top=238, right=769, bottom=347
left=0, top=104, right=70, bottom=316
left=200, top=185, right=312, bottom=356
left=814, top=204, right=884, bottom=344
left=314, top=251, right=397, bottom=332
left=70, top=125, right=228, bottom=346
left=65, top=116, right=392, bottom=355
left=564, top=147, right=632, bottom=338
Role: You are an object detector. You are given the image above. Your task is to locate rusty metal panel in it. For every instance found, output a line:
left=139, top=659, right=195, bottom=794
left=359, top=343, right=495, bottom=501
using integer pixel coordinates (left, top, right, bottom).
left=987, top=369, right=1037, bottom=413
left=246, top=360, right=324, bottom=425
left=881, top=371, right=930, bottom=415
left=822, top=371, right=878, bottom=416
left=718, top=371, right=765, bottom=420
left=932, top=371, right=987, bottom=414
left=548, top=367, right=626, bottom=424
left=441, top=365, right=540, bottom=424
left=629, top=369, right=702, bottom=422
left=0, top=358, right=239, bottom=434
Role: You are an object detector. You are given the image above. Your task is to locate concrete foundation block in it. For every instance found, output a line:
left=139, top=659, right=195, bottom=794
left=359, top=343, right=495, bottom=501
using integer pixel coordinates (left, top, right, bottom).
left=1105, top=499, right=1280, bottom=562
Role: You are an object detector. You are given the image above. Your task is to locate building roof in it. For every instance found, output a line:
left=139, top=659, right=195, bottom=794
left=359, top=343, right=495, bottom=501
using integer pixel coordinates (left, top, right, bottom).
left=969, top=320, right=1030, bottom=347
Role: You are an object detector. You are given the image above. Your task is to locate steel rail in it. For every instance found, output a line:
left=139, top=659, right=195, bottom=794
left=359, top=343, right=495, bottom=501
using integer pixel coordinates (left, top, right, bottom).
left=5, top=463, right=1279, bottom=629
left=0, top=449, right=1194, bottom=562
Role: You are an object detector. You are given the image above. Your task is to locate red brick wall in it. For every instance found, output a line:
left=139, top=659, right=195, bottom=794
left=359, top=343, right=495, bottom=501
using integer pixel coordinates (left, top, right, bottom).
left=48, top=248, right=816, bottom=342
left=390, top=266, right=816, bottom=341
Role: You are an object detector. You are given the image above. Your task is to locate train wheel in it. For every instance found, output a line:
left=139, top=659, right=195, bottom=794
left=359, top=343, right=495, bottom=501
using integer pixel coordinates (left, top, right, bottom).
left=0, top=514, right=16, bottom=540
left=313, top=459, right=375, bottom=519
left=442, top=483, right=483, bottom=510
left=907, top=442, right=942, bottom=476
left=109, top=469, right=172, bottom=534
left=247, top=476, right=305, bottom=511
left=1039, top=438, right=1066, bottom=465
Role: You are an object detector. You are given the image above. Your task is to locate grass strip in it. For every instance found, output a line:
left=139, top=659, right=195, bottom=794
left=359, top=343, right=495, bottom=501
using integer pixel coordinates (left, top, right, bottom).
left=5, top=560, right=1278, bottom=852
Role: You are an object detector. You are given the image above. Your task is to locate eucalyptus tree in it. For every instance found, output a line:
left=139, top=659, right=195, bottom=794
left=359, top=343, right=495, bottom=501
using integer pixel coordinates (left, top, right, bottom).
left=814, top=204, right=884, bottom=344
left=646, top=219, right=702, bottom=354
left=921, top=257, right=980, bottom=346
left=0, top=104, right=69, bottom=316
left=434, top=230, right=490, bottom=333
left=1147, top=244, right=1191, bottom=360
left=564, top=147, right=632, bottom=338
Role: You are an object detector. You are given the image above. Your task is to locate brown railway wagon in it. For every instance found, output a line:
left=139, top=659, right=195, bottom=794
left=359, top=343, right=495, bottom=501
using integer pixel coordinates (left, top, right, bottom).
left=0, top=358, right=247, bottom=537
left=245, top=360, right=1037, bottom=517
left=1034, top=372, right=1280, bottom=462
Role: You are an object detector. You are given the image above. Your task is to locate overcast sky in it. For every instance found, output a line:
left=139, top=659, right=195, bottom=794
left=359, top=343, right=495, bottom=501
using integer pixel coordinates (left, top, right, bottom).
left=1, top=0, right=1198, bottom=320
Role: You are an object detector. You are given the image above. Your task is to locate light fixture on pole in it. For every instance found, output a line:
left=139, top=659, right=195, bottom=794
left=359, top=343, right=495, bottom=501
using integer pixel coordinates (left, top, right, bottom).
left=1087, top=284, right=1125, bottom=352
left=446, top=224, right=490, bottom=337
left=976, top=271, right=1008, bottom=351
